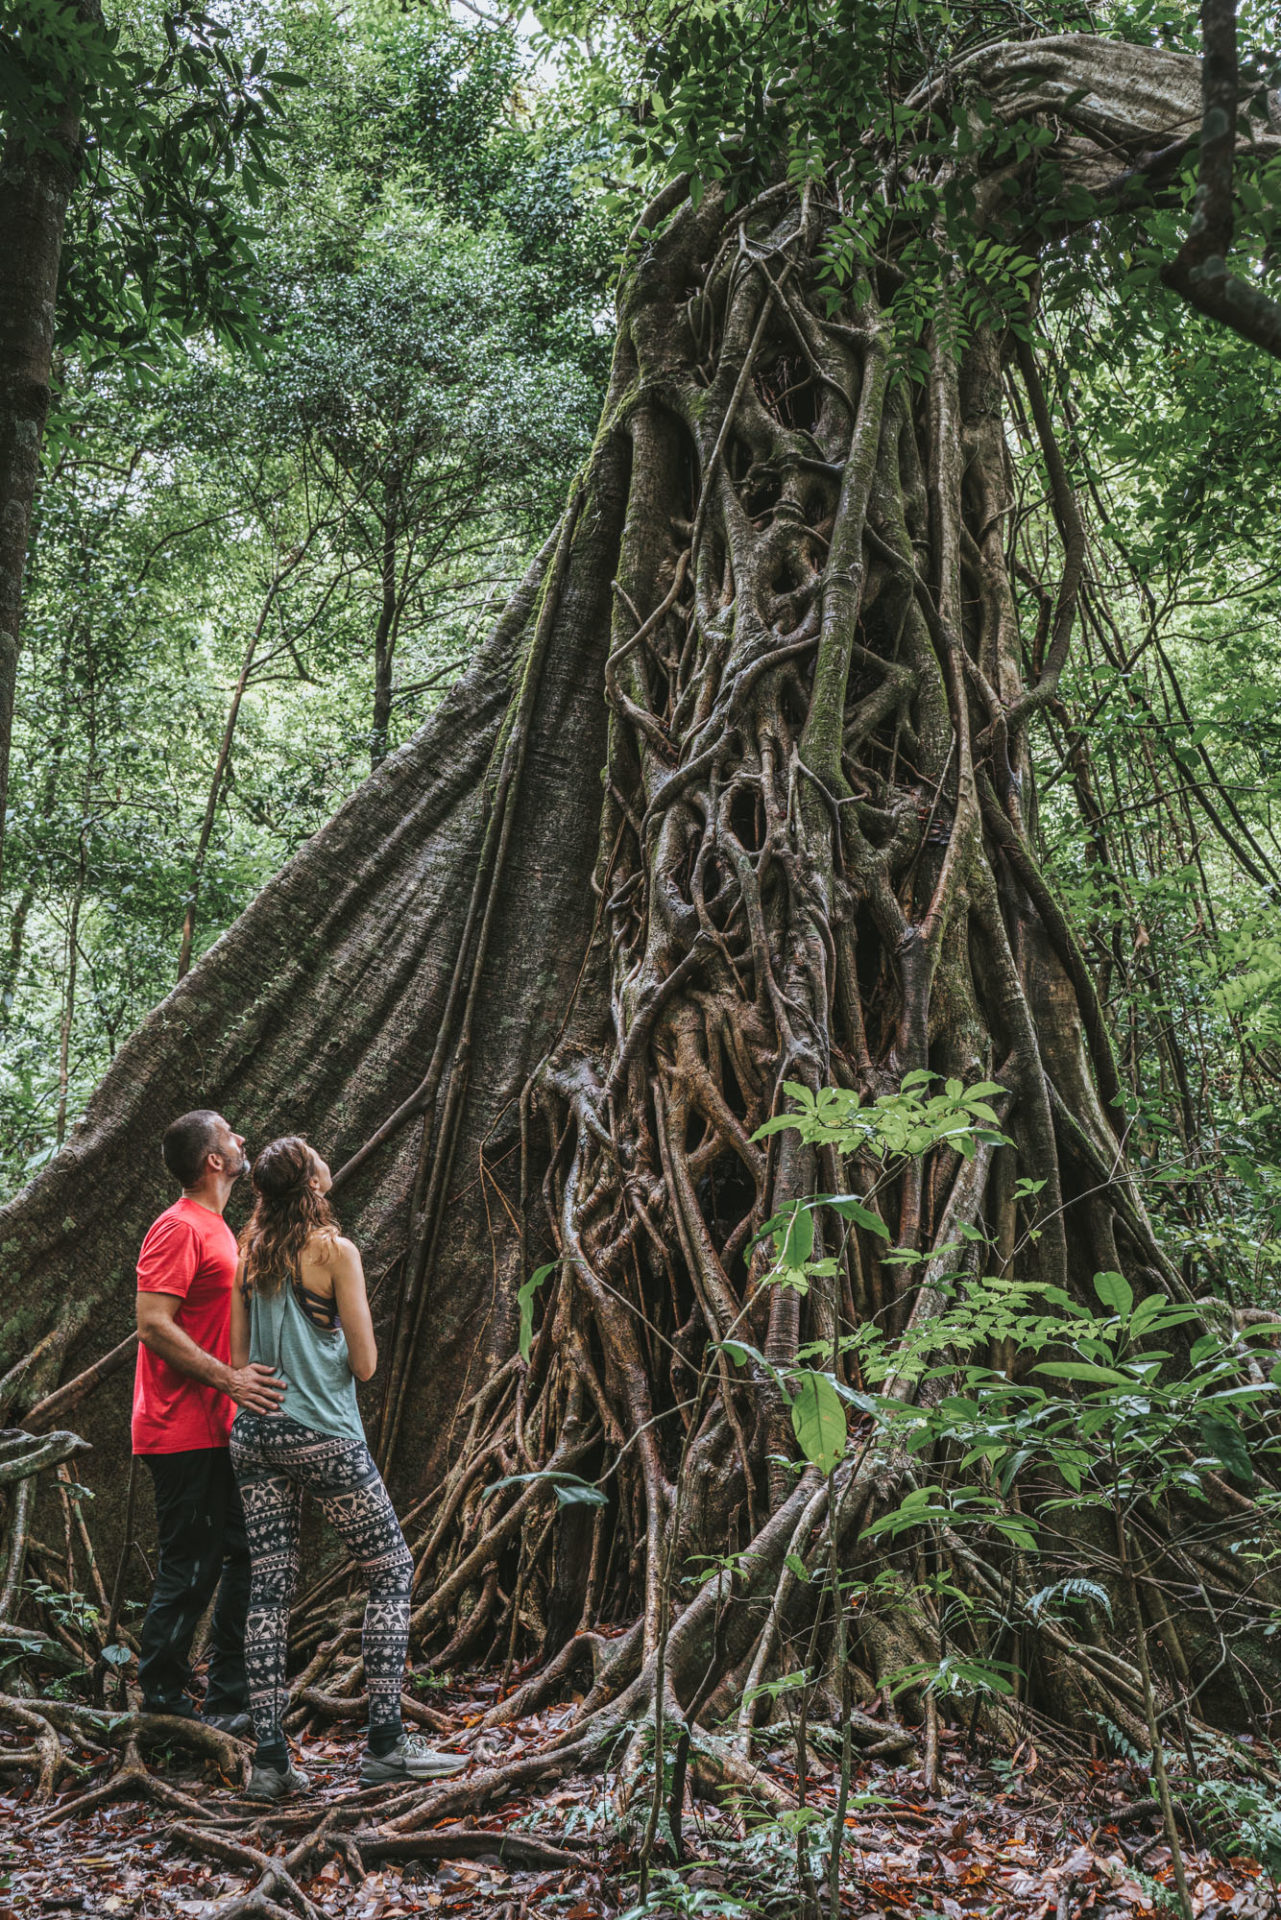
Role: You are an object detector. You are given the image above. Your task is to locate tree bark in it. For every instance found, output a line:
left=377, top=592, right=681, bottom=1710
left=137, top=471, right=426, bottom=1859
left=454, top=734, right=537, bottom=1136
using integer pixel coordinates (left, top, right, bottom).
left=0, top=12, right=90, bottom=890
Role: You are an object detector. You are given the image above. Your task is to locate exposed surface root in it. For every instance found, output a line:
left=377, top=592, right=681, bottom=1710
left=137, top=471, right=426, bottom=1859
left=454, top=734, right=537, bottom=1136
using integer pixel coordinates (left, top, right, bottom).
left=2, top=1672, right=1277, bottom=1919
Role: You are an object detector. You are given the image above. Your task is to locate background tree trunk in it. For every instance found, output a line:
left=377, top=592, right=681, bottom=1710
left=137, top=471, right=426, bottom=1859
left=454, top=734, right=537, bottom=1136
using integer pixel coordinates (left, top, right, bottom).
left=0, top=7, right=92, bottom=889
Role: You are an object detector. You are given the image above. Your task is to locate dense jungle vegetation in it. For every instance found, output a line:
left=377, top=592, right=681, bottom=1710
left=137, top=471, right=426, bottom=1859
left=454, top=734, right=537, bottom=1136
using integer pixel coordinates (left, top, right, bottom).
left=6, top=0, right=1281, bottom=1915
left=3, top=0, right=1281, bottom=1302
left=1, top=0, right=618, bottom=1184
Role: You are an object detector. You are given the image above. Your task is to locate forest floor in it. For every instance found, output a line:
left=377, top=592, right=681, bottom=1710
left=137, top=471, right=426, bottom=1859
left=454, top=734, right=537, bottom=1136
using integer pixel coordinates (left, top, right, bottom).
left=0, top=1670, right=1277, bottom=1920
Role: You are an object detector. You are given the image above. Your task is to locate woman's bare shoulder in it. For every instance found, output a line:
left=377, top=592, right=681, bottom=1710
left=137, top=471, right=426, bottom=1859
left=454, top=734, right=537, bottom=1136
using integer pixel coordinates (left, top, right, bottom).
left=299, top=1229, right=340, bottom=1273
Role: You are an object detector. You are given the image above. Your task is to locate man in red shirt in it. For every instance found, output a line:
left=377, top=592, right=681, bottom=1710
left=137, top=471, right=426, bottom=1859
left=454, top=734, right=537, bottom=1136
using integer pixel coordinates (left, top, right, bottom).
left=133, top=1109, right=283, bottom=1729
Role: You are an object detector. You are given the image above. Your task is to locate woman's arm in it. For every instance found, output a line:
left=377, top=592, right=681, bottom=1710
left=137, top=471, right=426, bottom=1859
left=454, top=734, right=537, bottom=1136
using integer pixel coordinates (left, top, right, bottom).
left=229, top=1262, right=252, bottom=1371
left=331, top=1238, right=377, bottom=1381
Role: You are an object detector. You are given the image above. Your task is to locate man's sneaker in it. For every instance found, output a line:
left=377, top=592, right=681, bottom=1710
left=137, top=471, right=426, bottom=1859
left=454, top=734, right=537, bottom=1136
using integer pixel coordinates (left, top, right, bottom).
left=360, top=1732, right=469, bottom=1784
left=244, top=1758, right=311, bottom=1803
left=203, top=1711, right=253, bottom=1738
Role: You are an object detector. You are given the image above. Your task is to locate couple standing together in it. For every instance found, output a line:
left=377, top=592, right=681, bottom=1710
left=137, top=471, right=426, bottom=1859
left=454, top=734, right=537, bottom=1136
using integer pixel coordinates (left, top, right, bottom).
left=131, top=1108, right=465, bottom=1801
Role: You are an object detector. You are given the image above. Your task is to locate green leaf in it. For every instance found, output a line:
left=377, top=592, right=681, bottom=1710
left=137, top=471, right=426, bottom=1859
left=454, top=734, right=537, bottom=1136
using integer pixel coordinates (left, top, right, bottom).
left=101, top=1643, right=132, bottom=1668
left=1093, top=1271, right=1134, bottom=1316
left=779, top=1203, right=814, bottom=1267
left=1130, top=1298, right=1198, bottom=1338
left=552, top=1480, right=611, bottom=1508
left=516, top=1263, right=555, bottom=1364
left=1196, top=1408, right=1254, bottom=1487
left=483, top=1470, right=607, bottom=1508
left=789, top=1371, right=847, bottom=1474
left=826, top=1195, right=890, bottom=1239
left=1034, top=1361, right=1132, bottom=1387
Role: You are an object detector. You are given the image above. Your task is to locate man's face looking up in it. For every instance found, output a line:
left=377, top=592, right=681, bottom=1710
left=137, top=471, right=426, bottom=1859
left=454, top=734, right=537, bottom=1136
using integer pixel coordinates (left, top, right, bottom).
left=210, top=1118, right=248, bottom=1182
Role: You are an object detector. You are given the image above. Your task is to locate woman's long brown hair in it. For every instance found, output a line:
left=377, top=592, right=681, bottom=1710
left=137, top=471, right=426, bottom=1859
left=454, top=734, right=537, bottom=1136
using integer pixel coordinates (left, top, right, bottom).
left=240, top=1136, right=339, bottom=1296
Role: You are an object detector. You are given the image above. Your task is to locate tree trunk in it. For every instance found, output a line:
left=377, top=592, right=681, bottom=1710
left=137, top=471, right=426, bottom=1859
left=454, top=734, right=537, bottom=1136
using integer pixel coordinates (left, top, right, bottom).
left=3, top=32, right=1279, bottom=1755
left=176, top=557, right=304, bottom=980
left=370, top=489, right=400, bottom=770
left=0, top=9, right=91, bottom=889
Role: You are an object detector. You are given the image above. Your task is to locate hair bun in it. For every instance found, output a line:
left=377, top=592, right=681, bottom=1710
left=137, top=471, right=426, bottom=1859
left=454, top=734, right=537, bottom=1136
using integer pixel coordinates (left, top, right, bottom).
left=252, top=1136, right=312, bottom=1198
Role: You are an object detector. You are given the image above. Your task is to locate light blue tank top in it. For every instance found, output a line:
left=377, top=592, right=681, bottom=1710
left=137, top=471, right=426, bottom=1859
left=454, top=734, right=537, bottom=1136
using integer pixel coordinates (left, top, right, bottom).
left=247, top=1277, right=364, bottom=1443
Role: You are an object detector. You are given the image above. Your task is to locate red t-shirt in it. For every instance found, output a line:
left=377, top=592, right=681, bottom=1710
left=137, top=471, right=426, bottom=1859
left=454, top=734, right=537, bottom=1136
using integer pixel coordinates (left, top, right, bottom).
left=131, top=1197, right=238, bottom=1454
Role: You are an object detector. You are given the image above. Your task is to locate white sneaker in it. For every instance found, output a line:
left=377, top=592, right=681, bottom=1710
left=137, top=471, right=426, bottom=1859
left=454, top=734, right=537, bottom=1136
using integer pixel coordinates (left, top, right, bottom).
left=360, top=1732, right=468, bottom=1783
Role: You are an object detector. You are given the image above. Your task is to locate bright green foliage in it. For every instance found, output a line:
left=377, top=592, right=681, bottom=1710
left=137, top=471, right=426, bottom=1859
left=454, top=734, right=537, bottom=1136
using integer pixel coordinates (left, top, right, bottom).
left=3, top=0, right=304, bottom=359
left=0, top=0, right=621, bottom=1193
left=722, top=1070, right=1281, bottom=1763
left=717, top=1075, right=1015, bottom=1475
left=755, top=1073, right=1007, bottom=1162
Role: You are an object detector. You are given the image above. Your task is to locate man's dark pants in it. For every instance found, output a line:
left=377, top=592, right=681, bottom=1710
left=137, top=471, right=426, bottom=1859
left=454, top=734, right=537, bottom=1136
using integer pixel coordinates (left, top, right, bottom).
left=137, top=1447, right=250, bottom=1716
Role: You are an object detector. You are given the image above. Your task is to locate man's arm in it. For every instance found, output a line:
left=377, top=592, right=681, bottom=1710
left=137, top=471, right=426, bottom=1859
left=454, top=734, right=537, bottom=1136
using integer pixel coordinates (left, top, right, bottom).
left=137, top=1292, right=283, bottom=1413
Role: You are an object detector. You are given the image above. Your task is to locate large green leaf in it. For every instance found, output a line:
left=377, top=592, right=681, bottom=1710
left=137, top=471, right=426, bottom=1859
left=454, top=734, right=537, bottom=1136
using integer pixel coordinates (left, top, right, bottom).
left=826, top=1195, right=891, bottom=1239
left=1093, top=1271, right=1134, bottom=1316
left=789, top=1371, right=847, bottom=1474
left=1196, top=1408, right=1254, bottom=1487
left=779, top=1203, right=814, bottom=1267
left=516, top=1263, right=556, bottom=1364
left=1033, top=1361, right=1131, bottom=1387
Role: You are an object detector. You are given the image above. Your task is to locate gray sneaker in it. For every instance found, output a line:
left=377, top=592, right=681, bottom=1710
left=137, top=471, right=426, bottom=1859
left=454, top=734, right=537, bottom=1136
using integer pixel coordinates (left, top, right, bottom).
left=244, top=1758, right=311, bottom=1803
left=360, top=1732, right=468, bottom=1784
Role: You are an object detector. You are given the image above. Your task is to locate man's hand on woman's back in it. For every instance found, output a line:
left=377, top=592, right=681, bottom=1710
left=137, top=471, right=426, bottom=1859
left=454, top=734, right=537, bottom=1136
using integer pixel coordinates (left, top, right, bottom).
left=138, top=1291, right=284, bottom=1412
left=226, top=1363, right=286, bottom=1414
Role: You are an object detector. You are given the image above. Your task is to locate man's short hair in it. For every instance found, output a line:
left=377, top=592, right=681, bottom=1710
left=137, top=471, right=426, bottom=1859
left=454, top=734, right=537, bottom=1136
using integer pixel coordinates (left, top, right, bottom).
left=162, top=1110, right=224, bottom=1188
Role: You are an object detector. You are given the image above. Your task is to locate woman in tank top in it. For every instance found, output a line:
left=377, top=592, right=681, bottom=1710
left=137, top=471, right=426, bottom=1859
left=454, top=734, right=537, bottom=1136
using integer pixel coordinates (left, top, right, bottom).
left=228, top=1135, right=467, bottom=1802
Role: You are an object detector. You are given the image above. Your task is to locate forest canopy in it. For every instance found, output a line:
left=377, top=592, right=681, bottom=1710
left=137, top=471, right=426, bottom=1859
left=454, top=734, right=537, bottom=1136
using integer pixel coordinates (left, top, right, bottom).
left=1, top=0, right=620, bottom=1183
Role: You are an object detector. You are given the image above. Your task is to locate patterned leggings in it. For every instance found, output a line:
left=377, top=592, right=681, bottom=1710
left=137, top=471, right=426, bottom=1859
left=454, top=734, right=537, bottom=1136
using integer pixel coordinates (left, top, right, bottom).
left=229, top=1412, right=413, bottom=1752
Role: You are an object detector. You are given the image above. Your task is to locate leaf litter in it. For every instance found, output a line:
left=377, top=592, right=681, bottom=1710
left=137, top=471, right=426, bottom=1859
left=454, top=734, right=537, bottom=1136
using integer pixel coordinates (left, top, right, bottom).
left=0, top=1675, right=1276, bottom=1919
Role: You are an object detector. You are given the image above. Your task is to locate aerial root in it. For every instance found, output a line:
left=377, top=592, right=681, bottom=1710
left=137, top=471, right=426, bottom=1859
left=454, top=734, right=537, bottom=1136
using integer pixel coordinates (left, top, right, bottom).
left=289, top=1685, right=456, bottom=1736
left=172, top=1807, right=593, bottom=1920
left=689, top=1726, right=797, bottom=1811
left=350, top=1826, right=588, bottom=1871
left=0, top=1698, right=65, bottom=1800
left=0, top=1693, right=246, bottom=1770
left=0, top=1695, right=247, bottom=1825
left=171, top=1821, right=327, bottom=1920
left=32, top=1731, right=212, bottom=1826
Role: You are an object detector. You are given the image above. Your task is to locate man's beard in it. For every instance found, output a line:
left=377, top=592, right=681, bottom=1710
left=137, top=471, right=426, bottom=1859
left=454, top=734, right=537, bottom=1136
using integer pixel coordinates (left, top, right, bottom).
left=226, top=1147, right=249, bottom=1179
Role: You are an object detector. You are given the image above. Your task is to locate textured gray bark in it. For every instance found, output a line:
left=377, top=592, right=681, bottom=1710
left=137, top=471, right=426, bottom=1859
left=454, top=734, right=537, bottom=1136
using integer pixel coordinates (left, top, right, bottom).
left=0, top=26, right=87, bottom=889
